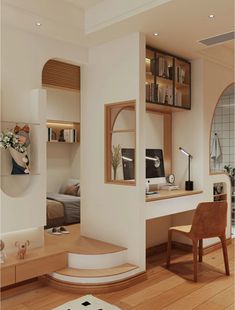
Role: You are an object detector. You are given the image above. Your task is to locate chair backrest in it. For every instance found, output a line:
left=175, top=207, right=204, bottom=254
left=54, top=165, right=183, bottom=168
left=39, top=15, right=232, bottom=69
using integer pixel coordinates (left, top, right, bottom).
left=190, top=201, right=227, bottom=239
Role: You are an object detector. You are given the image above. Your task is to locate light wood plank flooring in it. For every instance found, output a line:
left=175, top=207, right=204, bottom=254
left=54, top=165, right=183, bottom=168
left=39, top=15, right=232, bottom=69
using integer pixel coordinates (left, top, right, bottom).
left=1, top=242, right=234, bottom=310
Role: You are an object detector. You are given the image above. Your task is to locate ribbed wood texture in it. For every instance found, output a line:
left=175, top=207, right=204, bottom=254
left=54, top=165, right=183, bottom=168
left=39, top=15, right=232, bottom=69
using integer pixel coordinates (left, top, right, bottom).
left=42, top=60, right=80, bottom=91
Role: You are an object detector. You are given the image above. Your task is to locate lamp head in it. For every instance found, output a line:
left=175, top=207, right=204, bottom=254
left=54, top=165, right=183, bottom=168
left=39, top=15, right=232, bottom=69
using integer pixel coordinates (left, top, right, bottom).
left=179, top=147, right=192, bottom=158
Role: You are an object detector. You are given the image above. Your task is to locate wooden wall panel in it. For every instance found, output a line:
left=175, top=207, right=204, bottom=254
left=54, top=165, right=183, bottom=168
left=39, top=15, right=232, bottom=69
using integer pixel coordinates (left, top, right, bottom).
left=0, top=266, right=15, bottom=287
left=15, top=253, right=67, bottom=283
left=42, top=60, right=80, bottom=91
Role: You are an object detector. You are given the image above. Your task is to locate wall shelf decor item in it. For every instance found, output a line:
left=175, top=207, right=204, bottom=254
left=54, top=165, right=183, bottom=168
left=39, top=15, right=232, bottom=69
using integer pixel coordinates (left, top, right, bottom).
left=47, top=120, right=80, bottom=143
left=146, top=46, right=191, bottom=113
left=105, top=100, right=136, bottom=185
left=0, top=123, right=31, bottom=175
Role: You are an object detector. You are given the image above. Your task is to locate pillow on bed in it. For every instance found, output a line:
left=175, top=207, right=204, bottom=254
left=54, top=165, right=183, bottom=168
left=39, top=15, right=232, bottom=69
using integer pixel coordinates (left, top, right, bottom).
left=64, top=184, right=80, bottom=196
left=59, top=178, right=80, bottom=195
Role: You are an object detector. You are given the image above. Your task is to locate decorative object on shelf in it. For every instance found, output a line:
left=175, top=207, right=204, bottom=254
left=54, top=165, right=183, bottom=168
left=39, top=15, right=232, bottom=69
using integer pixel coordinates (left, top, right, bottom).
left=213, top=183, right=223, bottom=195
left=145, top=180, right=150, bottom=193
left=179, top=147, right=193, bottom=190
left=15, top=240, right=30, bottom=259
left=0, top=124, right=30, bottom=175
left=112, top=144, right=122, bottom=180
left=224, top=164, right=235, bottom=186
left=0, top=240, right=6, bottom=264
left=166, top=174, right=175, bottom=184
left=58, top=129, right=65, bottom=142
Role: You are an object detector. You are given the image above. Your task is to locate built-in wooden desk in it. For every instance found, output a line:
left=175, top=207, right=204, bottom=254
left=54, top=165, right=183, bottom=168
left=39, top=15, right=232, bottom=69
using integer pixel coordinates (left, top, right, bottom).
left=145, top=189, right=204, bottom=220
left=146, top=189, right=203, bottom=202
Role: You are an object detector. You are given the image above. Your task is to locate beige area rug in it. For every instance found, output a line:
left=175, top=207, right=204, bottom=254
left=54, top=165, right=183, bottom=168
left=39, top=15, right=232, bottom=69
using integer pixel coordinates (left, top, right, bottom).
left=53, top=294, right=121, bottom=310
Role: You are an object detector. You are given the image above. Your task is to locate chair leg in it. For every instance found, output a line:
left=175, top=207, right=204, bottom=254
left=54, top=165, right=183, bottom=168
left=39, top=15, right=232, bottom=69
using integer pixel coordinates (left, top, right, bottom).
left=166, top=230, right=172, bottom=268
left=192, top=240, right=198, bottom=282
left=220, top=235, right=230, bottom=276
left=199, top=239, right=203, bottom=262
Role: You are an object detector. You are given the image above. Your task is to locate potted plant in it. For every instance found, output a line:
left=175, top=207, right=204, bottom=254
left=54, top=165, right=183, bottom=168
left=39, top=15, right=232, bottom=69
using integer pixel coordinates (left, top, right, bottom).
left=224, top=164, right=235, bottom=186
left=112, top=144, right=122, bottom=180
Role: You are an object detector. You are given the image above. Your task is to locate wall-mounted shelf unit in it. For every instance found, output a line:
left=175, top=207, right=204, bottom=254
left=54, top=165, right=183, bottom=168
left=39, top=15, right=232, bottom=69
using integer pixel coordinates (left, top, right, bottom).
left=47, top=120, right=80, bottom=144
left=145, top=46, right=191, bottom=113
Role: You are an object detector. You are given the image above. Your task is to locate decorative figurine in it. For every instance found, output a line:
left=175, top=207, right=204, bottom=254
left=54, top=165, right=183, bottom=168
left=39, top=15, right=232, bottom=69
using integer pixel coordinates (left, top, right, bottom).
left=0, top=240, right=6, bottom=264
left=15, top=240, right=30, bottom=259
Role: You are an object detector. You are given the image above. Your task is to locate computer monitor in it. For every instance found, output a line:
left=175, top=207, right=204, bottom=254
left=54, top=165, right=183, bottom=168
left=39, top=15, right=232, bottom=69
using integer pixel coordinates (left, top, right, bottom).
left=146, top=149, right=166, bottom=185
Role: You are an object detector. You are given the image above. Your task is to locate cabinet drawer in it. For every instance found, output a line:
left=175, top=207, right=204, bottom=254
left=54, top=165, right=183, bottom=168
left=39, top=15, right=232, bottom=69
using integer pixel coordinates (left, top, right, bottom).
left=1, top=266, right=15, bottom=287
left=16, top=252, right=67, bottom=282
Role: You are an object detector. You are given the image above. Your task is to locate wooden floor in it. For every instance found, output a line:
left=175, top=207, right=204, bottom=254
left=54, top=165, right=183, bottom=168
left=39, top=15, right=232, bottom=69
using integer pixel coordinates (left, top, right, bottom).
left=1, top=241, right=234, bottom=310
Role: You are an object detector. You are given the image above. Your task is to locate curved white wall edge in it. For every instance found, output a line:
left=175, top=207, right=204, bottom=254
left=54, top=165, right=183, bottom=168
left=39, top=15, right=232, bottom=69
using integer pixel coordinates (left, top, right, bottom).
left=68, top=250, right=127, bottom=269
left=51, top=267, right=142, bottom=284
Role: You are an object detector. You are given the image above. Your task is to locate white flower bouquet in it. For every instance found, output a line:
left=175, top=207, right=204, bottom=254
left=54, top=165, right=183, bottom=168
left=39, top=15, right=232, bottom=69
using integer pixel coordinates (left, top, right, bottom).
left=0, top=126, right=30, bottom=175
left=0, top=130, right=27, bottom=153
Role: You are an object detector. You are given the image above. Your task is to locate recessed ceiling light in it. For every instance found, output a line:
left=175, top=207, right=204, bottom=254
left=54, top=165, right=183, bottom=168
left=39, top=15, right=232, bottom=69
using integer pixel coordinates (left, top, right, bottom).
left=153, top=33, right=159, bottom=36
left=35, top=22, right=42, bottom=26
left=208, top=14, right=215, bottom=19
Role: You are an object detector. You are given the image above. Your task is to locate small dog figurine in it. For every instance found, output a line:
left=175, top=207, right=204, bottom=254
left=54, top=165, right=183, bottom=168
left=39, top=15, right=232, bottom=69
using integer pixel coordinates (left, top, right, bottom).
left=15, top=240, right=30, bottom=259
left=0, top=240, right=6, bottom=263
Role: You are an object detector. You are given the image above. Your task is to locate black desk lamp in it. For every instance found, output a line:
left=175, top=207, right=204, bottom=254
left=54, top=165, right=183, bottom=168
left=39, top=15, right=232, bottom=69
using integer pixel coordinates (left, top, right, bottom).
left=179, top=147, right=193, bottom=191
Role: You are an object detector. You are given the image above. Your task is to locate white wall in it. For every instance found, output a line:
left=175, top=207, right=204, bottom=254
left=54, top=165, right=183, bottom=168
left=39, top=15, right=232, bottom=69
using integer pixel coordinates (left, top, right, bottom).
left=1, top=23, right=87, bottom=235
left=81, top=33, right=146, bottom=268
left=47, top=88, right=80, bottom=123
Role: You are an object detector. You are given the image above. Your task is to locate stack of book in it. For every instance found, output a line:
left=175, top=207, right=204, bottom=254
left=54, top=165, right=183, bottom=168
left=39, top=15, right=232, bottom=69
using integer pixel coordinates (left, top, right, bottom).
left=63, top=129, right=77, bottom=143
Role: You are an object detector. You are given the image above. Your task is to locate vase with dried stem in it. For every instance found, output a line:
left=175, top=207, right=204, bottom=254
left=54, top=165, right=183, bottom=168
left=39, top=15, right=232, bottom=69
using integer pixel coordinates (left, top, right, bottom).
left=112, top=144, right=122, bottom=180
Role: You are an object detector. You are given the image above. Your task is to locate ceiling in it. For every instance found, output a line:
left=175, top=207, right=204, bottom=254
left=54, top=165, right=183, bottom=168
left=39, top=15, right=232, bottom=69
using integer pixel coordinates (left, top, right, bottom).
left=2, top=0, right=234, bottom=63
left=63, top=0, right=103, bottom=9
left=84, top=0, right=234, bottom=61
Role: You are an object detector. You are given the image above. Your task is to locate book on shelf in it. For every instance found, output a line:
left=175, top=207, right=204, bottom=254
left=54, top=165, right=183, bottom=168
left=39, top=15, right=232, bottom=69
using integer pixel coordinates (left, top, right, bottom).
left=48, top=128, right=77, bottom=143
left=175, top=66, right=186, bottom=84
left=157, top=56, right=172, bottom=79
left=175, top=89, right=182, bottom=107
left=47, top=128, right=57, bottom=142
left=146, top=83, right=158, bottom=103
left=63, top=129, right=77, bottom=143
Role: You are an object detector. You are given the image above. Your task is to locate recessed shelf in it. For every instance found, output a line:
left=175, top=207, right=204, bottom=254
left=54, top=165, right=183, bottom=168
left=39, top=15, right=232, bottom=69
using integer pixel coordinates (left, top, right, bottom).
left=1, top=173, right=40, bottom=177
left=0, top=120, right=40, bottom=126
left=47, top=120, right=80, bottom=143
left=146, top=102, right=190, bottom=113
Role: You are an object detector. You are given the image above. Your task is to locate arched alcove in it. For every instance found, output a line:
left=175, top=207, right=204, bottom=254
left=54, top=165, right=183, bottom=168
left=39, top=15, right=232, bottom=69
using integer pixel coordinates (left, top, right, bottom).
left=209, top=83, right=235, bottom=174
left=105, top=101, right=136, bottom=184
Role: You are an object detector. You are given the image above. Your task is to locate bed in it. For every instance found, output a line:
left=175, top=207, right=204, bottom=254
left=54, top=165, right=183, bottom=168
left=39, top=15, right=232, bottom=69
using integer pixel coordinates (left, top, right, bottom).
left=46, top=179, right=81, bottom=228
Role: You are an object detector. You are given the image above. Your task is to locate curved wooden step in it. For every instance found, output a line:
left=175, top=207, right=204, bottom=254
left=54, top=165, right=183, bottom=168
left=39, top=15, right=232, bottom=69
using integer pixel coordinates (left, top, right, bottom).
left=56, top=263, right=138, bottom=278
left=45, top=225, right=126, bottom=255
left=42, top=271, right=147, bottom=294
left=51, top=264, right=141, bottom=284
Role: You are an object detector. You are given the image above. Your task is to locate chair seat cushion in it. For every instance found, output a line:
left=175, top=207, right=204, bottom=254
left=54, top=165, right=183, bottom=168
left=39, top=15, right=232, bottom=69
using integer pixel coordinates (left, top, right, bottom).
left=169, top=225, right=192, bottom=234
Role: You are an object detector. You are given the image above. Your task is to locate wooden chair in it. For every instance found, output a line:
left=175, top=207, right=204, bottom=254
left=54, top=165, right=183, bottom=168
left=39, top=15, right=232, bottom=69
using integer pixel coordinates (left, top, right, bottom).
left=166, top=201, right=230, bottom=282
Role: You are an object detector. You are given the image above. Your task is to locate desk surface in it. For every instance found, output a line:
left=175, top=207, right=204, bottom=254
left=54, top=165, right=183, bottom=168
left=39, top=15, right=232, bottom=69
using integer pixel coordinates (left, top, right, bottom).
left=146, top=189, right=203, bottom=202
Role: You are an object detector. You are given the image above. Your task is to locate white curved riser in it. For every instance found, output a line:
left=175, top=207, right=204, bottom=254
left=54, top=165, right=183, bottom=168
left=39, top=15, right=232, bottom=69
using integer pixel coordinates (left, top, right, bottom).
left=51, top=268, right=141, bottom=284
left=68, top=250, right=127, bottom=269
